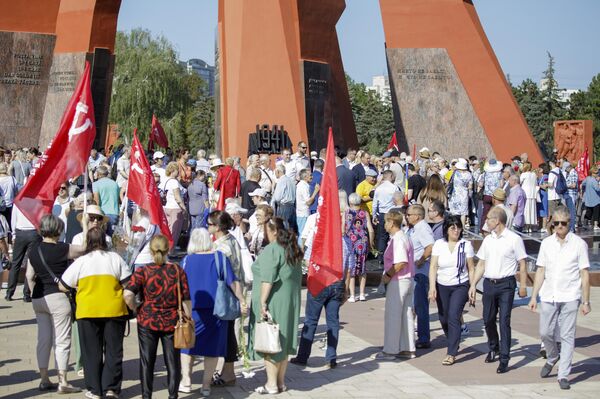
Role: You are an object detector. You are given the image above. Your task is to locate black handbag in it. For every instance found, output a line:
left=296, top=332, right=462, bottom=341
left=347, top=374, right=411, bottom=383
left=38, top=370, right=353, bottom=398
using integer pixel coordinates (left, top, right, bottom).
left=37, top=246, right=77, bottom=319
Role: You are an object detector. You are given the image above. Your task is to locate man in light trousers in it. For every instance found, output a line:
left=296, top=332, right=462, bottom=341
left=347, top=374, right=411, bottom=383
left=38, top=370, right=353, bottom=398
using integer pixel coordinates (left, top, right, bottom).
left=528, top=206, right=591, bottom=390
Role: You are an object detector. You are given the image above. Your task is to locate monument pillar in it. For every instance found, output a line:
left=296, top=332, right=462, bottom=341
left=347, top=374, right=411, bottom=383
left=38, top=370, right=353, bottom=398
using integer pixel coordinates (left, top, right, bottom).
left=217, top=0, right=357, bottom=159
left=379, top=0, right=543, bottom=164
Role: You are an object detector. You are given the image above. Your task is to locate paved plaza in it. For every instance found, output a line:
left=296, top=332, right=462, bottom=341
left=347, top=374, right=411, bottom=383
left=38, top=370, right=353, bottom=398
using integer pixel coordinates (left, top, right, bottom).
left=1, top=285, right=599, bottom=398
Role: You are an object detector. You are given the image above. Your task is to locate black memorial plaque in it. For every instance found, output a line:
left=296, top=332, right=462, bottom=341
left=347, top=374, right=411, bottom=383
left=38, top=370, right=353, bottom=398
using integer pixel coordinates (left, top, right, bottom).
left=303, top=60, right=334, bottom=154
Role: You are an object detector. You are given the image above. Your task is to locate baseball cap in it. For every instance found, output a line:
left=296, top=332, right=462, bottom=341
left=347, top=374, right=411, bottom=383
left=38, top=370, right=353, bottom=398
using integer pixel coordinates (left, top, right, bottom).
left=249, top=188, right=267, bottom=197
left=153, top=151, right=165, bottom=160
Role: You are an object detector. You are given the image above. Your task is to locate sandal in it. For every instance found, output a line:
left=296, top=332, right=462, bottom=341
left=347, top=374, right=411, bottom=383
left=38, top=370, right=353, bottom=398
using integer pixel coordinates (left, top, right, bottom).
left=211, top=372, right=236, bottom=387
left=442, top=355, right=456, bottom=366
left=255, top=385, right=279, bottom=394
left=278, top=385, right=288, bottom=393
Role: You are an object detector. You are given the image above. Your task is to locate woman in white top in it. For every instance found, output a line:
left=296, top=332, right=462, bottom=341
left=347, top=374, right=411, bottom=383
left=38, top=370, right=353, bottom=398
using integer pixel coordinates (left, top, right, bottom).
left=428, top=215, right=475, bottom=366
left=519, top=161, right=538, bottom=231
left=160, top=162, right=187, bottom=251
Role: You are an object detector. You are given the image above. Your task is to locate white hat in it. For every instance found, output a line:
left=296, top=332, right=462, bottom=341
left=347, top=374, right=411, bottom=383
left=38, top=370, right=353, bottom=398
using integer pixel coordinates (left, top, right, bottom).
left=399, top=152, right=407, bottom=160
left=210, top=158, right=225, bottom=169
left=455, top=158, right=469, bottom=170
left=225, top=203, right=248, bottom=215
left=365, top=169, right=378, bottom=177
left=153, top=151, right=165, bottom=160
left=484, top=158, right=502, bottom=172
left=249, top=188, right=267, bottom=197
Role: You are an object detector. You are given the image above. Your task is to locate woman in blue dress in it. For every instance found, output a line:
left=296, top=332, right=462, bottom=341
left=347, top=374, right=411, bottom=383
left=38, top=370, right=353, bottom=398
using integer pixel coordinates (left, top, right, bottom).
left=536, top=163, right=550, bottom=232
left=179, top=228, right=247, bottom=397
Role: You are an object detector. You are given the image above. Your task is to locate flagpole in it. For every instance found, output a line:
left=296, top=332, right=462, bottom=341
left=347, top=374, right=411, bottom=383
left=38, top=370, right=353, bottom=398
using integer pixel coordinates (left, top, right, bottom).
left=83, top=162, right=89, bottom=214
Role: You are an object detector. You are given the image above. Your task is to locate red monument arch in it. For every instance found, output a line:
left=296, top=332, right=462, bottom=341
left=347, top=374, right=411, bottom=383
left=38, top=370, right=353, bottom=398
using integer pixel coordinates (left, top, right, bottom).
left=0, top=0, right=542, bottom=164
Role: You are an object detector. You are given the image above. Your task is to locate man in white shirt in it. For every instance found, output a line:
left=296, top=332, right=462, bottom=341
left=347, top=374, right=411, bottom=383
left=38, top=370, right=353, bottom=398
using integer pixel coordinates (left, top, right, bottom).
left=547, top=160, right=563, bottom=218
left=291, top=141, right=311, bottom=175
left=277, top=148, right=297, bottom=180
left=195, top=149, right=212, bottom=174
left=258, top=154, right=276, bottom=197
left=528, top=206, right=591, bottom=390
left=373, top=170, right=399, bottom=264
left=469, top=206, right=528, bottom=373
left=405, top=204, right=435, bottom=348
left=5, top=205, right=40, bottom=302
left=296, top=169, right=319, bottom=240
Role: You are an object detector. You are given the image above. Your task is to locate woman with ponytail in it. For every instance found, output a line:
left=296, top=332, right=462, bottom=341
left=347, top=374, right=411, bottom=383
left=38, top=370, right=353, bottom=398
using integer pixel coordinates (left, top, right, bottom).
left=248, top=217, right=303, bottom=394
left=123, top=235, right=191, bottom=399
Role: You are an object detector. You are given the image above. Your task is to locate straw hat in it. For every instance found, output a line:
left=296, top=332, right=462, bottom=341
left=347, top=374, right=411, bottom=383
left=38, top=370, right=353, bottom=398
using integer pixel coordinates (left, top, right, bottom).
left=492, top=188, right=506, bottom=202
left=418, top=147, right=431, bottom=159
left=76, top=204, right=109, bottom=223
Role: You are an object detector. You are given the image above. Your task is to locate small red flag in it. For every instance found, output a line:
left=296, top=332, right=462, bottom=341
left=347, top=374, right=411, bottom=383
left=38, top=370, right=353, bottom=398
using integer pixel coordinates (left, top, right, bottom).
left=577, top=145, right=590, bottom=182
left=128, top=129, right=174, bottom=246
left=151, top=114, right=168, bottom=148
left=15, top=62, right=96, bottom=227
left=387, top=131, right=398, bottom=151
left=307, top=127, right=343, bottom=296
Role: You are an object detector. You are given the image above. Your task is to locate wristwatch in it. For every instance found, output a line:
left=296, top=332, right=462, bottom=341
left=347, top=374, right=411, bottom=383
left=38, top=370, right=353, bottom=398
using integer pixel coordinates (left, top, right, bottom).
left=582, top=302, right=591, bottom=305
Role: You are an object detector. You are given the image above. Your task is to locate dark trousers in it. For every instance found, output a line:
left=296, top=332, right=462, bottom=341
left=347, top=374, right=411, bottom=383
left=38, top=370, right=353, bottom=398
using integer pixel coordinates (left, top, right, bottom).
left=78, top=318, right=126, bottom=396
left=138, top=325, right=180, bottom=399
left=480, top=195, right=493, bottom=229
left=297, top=281, right=344, bottom=362
left=276, top=203, right=297, bottom=233
left=6, top=229, right=40, bottom=299
left=482, top=277, right=516, bottom=363
left=413, top=274, right=430, bottom=344
left=376, top=214, right=389, bottom=263
left=585, top=205, right=600, bottom=224
left=436, top=283, right=469, bottom=356
left=224, top=320, right=239, bottom=363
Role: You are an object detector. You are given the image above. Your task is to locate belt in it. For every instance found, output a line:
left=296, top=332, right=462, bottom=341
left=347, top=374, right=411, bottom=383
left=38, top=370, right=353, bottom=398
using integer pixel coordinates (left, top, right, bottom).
left=485, top=276, right=515, bottom=284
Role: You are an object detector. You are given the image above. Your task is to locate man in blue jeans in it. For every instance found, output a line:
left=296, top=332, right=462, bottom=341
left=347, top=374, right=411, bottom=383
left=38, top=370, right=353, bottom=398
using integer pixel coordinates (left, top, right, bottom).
left=405, top=204, right=435, bottom=349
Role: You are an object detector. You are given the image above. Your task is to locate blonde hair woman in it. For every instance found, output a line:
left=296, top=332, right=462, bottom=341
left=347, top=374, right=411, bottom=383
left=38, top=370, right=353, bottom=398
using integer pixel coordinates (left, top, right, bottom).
left=160, top=162, right=187, bottom=250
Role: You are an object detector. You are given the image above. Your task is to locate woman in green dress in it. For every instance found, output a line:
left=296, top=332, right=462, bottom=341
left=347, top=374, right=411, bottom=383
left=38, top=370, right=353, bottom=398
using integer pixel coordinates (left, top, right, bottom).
left=248, top=217, right=303, bottom=394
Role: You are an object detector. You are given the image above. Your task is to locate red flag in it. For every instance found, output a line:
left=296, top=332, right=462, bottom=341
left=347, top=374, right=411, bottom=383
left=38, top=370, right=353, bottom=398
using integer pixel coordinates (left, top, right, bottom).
left=14, top=62, right=96, bottom=227
left=387, top=131, right=398, bottom=151
left=577, top=145, right=590, bottom=182
left=151, top=114, right=168, bottom=148
left=128, top=130, right=174, bottom=246
left=307, top=127, right=343, bottom=296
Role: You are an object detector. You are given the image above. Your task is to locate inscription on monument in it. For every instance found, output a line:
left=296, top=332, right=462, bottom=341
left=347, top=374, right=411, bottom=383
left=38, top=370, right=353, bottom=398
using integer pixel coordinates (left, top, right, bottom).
left=397, top=68, right=451, bottom=81
left=48, top=70, right=77, bottom=93
left=307, top=78, right=328, bottom=97
left=247, top=124, right=292, bottom=155
left=0, top=53, right=45, bottom=85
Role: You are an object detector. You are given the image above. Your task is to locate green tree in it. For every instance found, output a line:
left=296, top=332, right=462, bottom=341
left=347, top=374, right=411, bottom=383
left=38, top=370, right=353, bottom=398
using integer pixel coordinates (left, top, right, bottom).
left=109, top=29, right=208, bottom=148
left=513, top=53, right=567, bottom=158
left=346, top=74, right=395, bottom=154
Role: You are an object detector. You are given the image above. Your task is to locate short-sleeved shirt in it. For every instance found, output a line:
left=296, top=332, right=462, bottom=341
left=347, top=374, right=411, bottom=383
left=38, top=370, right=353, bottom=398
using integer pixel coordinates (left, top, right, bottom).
left=160, top=178, right=181, bottom=209
left=296, top=180, right=311, bottom=217
left=406, top=219, right=435, bottom=276
left=383, top=230, right=415, bottom=280
left=432, top=239, right=474, bottom=286
left=537, top=232, right=590, bottom=303
left=126, top=263, right=190, bottom=332
left=507, top=185, right=526, bottom=228
left=61, top=250, right=131, bottom=319
left=29, top=241, right=70, bottom=299
left=10, top=160, right=31, bottom=186
left=476, top=228, right=527, bottom=279
left=92, top=177, right=120, bottom=216
left=356, top=180, right=375, bottom=214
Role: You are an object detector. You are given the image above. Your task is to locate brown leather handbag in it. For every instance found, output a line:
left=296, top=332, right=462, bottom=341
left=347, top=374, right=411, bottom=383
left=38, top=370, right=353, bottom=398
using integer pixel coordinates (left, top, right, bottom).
left=173, top=265, right=195, bottom=349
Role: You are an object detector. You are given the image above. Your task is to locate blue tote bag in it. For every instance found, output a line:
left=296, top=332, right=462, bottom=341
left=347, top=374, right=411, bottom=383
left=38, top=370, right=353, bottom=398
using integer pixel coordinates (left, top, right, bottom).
left=213, top=251, right=241, bottom=320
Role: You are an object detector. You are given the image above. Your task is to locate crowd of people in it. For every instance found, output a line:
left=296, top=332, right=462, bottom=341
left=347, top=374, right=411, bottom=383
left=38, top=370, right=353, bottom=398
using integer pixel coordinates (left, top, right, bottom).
left=0, top=141, right=595, bottom=396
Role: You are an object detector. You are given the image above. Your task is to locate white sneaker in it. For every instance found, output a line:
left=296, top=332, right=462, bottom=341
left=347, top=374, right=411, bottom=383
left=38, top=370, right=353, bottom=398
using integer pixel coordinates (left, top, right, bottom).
left=359, top=295, right=366, bottom=301
left=105, top=390, right=119, bottom=399
left=348, top=296, right=356, bottom=303
left=179, top=383, right=192, bottom=393
left=594, top=226, right=600, bottom=231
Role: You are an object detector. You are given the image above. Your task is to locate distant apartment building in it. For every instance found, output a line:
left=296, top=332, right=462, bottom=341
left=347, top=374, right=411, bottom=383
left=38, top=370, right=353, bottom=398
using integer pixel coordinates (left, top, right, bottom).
left=367, top=75, right=391, bottom=104
left=181, top=58, right=215, bottom=96
left=539, top=78, right=579, bottom=105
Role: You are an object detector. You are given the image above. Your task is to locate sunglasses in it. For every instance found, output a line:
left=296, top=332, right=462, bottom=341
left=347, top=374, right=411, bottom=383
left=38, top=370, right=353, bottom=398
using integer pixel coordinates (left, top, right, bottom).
left=59, top=186, right=67, bottom=190
left=300, top=146, right=307, bottom=149
left=89, top=215, right=104, bottom=222
left=552, top=221, right=569, bottom=227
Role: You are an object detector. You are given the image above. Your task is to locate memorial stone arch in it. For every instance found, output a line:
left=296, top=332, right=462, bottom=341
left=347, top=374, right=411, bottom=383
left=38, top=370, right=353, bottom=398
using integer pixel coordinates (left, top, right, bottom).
left=0, top=0, right=542, bottom=164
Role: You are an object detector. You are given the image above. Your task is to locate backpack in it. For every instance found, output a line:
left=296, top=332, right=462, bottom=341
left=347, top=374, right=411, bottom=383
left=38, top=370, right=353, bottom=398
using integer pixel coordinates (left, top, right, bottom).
left=551, top=171, right=567, bottom=195
left=446, top=172, right=455, bottom=197
left=159, top=178, right=174, bottom=206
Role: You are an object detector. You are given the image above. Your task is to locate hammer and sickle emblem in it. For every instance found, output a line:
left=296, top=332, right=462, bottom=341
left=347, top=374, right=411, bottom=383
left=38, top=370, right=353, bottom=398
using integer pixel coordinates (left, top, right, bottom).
left=68, top=102, right=93, bottom=142
left=131, top=150, right=145, bottom=174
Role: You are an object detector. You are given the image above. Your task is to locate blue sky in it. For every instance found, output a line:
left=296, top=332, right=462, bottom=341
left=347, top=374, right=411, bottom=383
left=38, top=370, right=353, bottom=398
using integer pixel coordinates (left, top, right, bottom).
left=117, top=0, right=599, bottom=90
